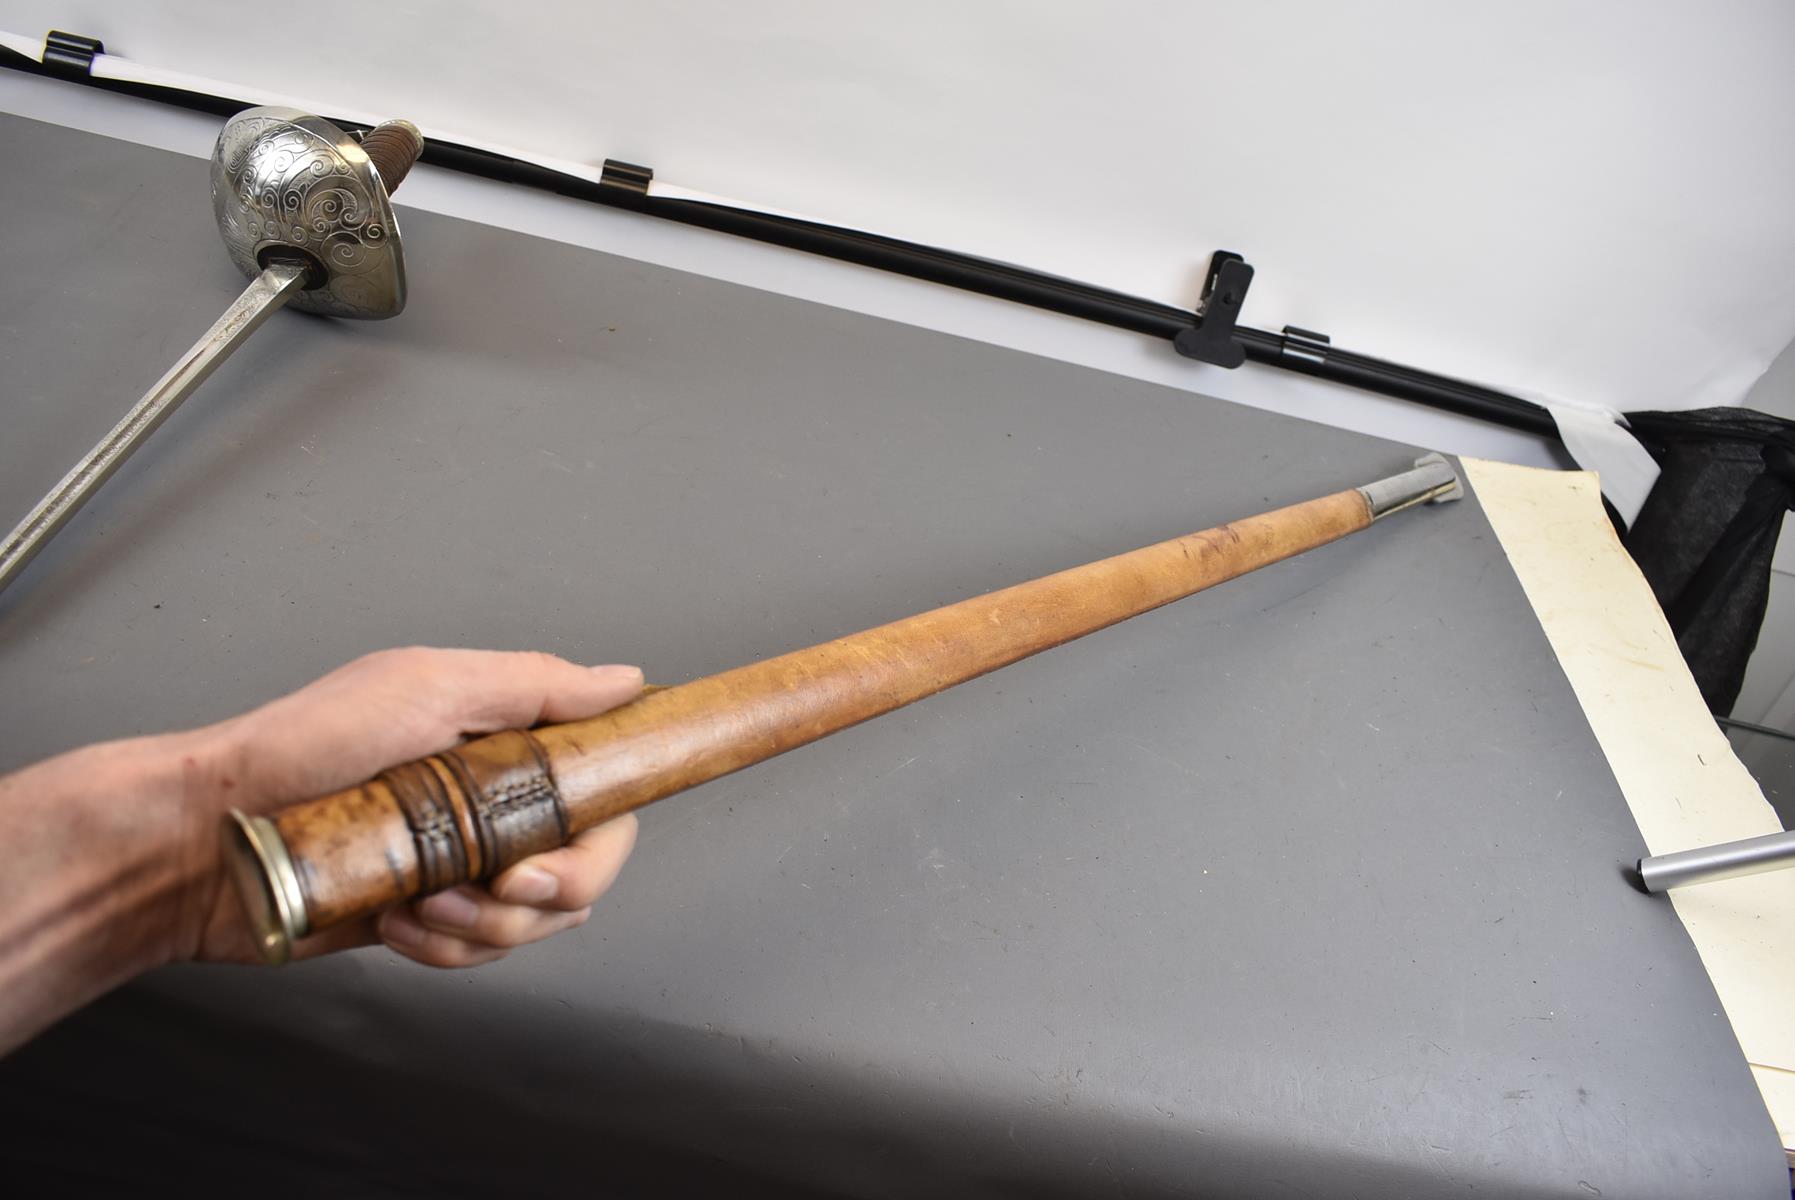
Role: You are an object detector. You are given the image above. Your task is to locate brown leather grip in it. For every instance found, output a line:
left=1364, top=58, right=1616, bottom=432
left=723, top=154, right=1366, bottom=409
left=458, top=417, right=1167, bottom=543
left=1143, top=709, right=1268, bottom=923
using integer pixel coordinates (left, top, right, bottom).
left=259, top=487, right=1374, bottom=939
left=360, top=120, right=423, bottom=195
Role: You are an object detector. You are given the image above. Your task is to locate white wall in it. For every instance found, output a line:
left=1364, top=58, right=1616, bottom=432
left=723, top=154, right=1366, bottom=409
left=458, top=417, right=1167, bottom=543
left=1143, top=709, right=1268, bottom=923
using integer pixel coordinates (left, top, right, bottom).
left=3, top=0, right=1794, bottom=429
left=0, top=41, right=1562, bottom=471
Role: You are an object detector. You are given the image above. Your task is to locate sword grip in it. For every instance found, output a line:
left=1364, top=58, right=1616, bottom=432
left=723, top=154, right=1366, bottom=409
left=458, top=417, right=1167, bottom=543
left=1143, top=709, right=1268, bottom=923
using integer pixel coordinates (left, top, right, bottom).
left=360, top=120, right=424, bottom=195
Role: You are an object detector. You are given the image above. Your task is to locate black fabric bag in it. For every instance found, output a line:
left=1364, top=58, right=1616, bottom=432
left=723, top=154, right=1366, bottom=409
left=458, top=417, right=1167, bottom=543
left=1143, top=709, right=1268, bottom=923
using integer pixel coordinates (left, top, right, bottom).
left=1623, top=408, right=1795, bottom=714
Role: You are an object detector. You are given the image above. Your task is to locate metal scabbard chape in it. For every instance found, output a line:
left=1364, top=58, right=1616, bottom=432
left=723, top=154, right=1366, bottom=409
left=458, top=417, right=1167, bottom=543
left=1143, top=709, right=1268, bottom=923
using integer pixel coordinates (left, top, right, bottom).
left=1358, top=452, right=1464, bottom=521
left=225, top=809, right=309, bottom=965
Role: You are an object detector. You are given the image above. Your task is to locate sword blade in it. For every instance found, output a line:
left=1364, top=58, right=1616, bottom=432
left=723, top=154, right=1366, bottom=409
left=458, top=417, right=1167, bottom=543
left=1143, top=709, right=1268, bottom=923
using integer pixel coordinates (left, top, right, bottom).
left=0, top=261, right=308, bottom=595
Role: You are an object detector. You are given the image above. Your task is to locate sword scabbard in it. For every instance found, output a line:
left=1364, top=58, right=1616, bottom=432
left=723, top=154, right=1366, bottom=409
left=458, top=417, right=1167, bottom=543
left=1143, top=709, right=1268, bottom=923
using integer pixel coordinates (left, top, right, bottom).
left=227, top=478, right=1432, bottom=964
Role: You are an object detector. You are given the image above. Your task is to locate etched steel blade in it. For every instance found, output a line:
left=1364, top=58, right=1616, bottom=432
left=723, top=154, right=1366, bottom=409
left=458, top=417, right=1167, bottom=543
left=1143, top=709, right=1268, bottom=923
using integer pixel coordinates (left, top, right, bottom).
left=0, top=263, right=308, bottom=595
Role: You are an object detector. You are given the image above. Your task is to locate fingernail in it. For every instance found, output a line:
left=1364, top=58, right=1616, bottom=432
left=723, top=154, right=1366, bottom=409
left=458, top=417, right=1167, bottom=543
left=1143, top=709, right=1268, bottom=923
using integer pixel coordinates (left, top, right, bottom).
left=418, top=889, right=480, bottom=929
left=380, top=910, right=426, bottom=948
left=499, top=866, right=558, bottom=904
left=590, top=664, right=644, bottom=688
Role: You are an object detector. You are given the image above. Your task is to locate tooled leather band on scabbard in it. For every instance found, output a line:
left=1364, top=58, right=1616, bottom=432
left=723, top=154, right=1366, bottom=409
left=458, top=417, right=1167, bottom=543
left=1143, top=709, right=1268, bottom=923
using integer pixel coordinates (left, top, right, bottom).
left=278, top=729, right=570, bottom=929
left=382, top=730, right=570, bottom=892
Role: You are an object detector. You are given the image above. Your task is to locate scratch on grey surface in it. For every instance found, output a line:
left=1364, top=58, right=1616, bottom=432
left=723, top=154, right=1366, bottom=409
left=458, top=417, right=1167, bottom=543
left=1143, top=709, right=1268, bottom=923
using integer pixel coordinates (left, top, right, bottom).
left=1122, top=735, right=1199, bottom=777
left=1509, top=1012, right=1560, bottom=1027
left=1554, top=1113, right=1576, bottom=1153
left=619, top=413, right=671, bottom=440
left=874, top=754, right=921, bottom=781
left=1259, top=577, right=1329, bottom=613
left=535, top=447, right=576, bottom=474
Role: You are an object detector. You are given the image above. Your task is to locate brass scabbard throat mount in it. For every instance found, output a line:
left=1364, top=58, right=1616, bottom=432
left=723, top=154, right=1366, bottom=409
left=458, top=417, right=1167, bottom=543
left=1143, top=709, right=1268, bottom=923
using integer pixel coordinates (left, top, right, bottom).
left=228, top=811, right=311, bottom=964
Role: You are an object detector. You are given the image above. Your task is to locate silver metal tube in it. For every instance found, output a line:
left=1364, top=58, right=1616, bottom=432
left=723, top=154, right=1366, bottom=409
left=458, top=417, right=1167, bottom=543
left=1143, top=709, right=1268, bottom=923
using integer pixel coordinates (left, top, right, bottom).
left=1358, top=452, right=1464, bottom=520
left=1637, top=829, right=1795, bottom=892
left=0, top=263, right=308, bottom=596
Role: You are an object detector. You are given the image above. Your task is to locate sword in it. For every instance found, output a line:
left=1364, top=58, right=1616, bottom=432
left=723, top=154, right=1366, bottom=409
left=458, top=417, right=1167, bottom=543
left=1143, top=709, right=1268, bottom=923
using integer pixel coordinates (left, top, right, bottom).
left=226, top=455, right=1464, bottom=963
left=0, top=106, right=423, bottom=596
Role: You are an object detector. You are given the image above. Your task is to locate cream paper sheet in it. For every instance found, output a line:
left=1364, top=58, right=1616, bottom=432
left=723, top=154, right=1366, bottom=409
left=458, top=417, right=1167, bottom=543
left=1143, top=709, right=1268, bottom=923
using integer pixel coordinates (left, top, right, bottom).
left=1466, top=458, right=1794, bottom=1150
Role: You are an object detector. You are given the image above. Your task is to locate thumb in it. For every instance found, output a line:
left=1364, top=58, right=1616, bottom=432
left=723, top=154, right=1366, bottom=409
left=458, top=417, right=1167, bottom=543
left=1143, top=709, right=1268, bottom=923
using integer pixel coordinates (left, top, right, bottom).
left=227, top=648, right=644, bottom=802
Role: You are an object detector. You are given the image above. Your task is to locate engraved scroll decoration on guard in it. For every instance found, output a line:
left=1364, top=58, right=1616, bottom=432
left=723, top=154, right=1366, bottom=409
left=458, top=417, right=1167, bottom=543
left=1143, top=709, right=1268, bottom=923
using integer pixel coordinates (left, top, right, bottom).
left=211, top=115, right=401, bottom=319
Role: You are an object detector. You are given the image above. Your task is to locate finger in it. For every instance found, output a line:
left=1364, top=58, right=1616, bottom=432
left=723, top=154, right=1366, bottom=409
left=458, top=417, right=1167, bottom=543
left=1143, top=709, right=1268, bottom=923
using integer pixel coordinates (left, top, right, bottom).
left=260, top=812, right=628, bottom=963
left=228, top=648, right=644, bottom=799
left=490, top=813, right=638, bottom=912
left=409, top=884, right=591, bottom=947
left=376, top=907, right=516, bottom=969
left=289, top=920, right=380, bottom=962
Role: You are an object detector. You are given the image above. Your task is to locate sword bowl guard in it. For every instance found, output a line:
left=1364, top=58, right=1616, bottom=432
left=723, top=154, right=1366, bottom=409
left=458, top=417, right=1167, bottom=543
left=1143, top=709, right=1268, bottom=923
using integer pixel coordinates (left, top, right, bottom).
left=210, top=106, right=409, bottom=320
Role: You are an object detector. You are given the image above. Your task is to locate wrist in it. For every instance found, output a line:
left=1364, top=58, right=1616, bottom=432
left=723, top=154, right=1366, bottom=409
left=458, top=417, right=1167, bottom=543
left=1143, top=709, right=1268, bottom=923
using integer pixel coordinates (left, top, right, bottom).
left=0, top=724, right=223, bottom=1050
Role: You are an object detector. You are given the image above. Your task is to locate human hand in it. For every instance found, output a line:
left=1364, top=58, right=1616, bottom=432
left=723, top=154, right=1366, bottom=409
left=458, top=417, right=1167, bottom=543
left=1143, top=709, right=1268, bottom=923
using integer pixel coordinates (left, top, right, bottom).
left=189, top=648, right=646, bottom=967
left=0, top=648, right=642, bottom=1053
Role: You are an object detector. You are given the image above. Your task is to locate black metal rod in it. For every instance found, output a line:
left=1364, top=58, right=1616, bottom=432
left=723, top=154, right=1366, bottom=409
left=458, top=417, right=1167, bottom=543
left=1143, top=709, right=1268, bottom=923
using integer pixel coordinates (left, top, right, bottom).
left=639, top=199, right=1199, bottom=337
left=1715, top=716, right=1795, bottom=744
left=1, top=41, right=1557, bottom=439
left=1235, top=331, right=1557, bottom=435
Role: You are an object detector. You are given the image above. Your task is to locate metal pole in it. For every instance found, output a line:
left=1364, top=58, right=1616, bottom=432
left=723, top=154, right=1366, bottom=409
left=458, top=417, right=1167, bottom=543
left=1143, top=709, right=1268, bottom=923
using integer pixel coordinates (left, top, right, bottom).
left=1637, top=829, right=1795, bottom=892
left=0, top=263, right=309, bottom=595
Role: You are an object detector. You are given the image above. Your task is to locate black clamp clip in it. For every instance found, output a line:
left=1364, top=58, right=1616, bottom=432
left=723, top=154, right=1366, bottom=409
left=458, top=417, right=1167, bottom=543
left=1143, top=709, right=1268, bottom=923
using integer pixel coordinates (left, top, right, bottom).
left=42, top=30, right=103, bottom=79
left=598, top=159, right=654, bottom=210
left=1173, top=250, right=1254, bottom=368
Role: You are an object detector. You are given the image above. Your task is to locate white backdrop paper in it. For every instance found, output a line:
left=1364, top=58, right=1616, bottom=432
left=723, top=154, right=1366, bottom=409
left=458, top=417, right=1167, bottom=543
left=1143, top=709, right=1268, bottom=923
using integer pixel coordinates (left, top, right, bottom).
left=3, top=1, right=1794, bottom=428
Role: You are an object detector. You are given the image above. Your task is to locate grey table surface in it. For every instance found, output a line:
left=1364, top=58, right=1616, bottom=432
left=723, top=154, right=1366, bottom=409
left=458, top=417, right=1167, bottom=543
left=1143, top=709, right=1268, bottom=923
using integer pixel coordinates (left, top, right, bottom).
left=0, top=115, right=1783, bottom=1198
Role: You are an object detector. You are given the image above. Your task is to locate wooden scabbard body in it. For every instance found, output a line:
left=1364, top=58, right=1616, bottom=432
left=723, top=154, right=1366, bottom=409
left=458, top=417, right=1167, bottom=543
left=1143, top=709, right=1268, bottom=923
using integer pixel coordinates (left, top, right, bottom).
left=228, top=485, right=1379, bottom=961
